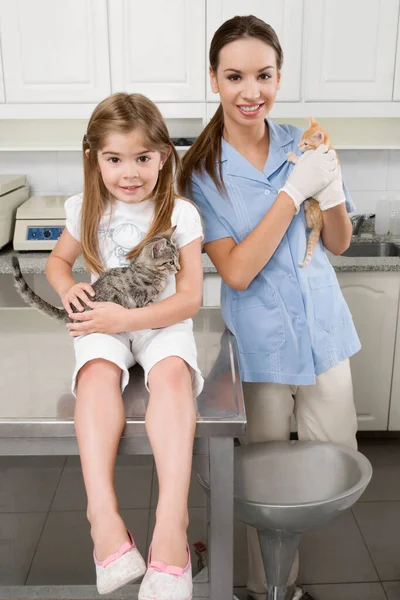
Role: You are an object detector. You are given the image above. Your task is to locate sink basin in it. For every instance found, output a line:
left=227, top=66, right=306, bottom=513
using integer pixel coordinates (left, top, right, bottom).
left=342, top=242, right=400, bottom=257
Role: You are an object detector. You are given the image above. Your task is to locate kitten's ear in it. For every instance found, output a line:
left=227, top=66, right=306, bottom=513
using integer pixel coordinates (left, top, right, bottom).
left=164, top=225, right=177, bottom=239
left=309, top=116, right=318, bottom=126
left=151, top=238, right=167, bottom=258
left=311, top=131, right=324, bottom=144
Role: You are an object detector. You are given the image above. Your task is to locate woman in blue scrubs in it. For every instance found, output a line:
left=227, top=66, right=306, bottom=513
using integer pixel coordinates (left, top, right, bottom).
left=178, top=14, right=360, bottom=600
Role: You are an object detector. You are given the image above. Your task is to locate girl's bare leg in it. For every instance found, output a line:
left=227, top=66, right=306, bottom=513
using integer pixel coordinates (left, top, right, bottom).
left=146, top=357, right=196, bottom=567
left=75, top=358, right=129, bottom=560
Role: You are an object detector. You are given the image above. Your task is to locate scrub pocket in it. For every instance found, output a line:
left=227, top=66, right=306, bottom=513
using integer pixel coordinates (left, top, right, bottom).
left=308, top=273, right=352, bottom=333
left=231, top=279, right=285, bottom=354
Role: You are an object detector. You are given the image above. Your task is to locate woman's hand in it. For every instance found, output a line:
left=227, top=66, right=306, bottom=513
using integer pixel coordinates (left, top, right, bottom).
left=314, top=165, right=346, bottom=211
left=281, top=144, right=339, bottom=213
left=66, top=301, right=129, bottom=336
left=60, top=282, right=95, bottom=316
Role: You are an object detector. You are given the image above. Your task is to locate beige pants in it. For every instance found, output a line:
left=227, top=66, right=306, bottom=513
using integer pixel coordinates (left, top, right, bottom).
left=243, top=358, right=358, bottom=595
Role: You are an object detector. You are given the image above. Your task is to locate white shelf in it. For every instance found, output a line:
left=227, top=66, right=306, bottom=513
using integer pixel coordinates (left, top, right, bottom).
left=0, top=118, right=199, bottom=152
left=1, top=114, right=400, bottom=152
left=0, top=146, right=192, bottom=152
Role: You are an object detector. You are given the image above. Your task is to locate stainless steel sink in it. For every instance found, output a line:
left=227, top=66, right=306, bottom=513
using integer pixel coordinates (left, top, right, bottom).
left=342, top=242, right=400, bottom=257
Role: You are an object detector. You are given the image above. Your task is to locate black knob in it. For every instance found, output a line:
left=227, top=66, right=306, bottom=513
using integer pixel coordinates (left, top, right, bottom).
left=43, top=229, right=51, bottom=238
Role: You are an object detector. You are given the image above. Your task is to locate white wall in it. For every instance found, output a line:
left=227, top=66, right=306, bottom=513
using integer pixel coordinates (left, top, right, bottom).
left=1, top=149, right=399, bottom=214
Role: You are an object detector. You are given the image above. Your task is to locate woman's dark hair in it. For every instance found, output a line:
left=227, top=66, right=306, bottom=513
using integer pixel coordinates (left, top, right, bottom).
left=178, top=15, right=283, bottom=195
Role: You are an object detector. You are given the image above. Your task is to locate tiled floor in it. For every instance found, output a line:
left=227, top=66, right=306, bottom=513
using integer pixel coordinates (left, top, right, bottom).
left=0, top=439, right=400, bottom=599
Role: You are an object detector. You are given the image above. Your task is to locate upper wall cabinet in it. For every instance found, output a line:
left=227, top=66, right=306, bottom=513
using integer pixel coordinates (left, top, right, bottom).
left=394, top=12, right=400, bottom=100
left=0, top=46, right=4, bottom=103
left=206, top=0, right=303, bottom=102
left=303, top=0, right=400, bottom=101
left=0, top=0, right=111, bottom=103
left=108, top=0, right=205, bottom=102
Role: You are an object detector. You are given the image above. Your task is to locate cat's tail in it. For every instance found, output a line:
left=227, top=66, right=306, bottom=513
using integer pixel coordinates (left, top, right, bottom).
left=11, top=256, right=68, bottom=323
left=299, top=227, right=321, bottom=268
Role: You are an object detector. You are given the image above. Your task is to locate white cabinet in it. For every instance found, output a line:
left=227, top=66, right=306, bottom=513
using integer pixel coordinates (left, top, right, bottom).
left=206, top=0, right=303, bottom=102
left=203, top=271, right=399, bottom=431
left=394, top=12, right=400, bottom=100
left=388, top=309, right=400, bottom=430
left=0, top=45, right=4, bottom=103
left=108, top=0, right=205, bottom=102
left=337, top=272, right=400, bottom=431
left=203, top=274, right=221, bottom=307
left=303, top=0, right=400, bottom=101
left=0, top=0, right=110, bottom=103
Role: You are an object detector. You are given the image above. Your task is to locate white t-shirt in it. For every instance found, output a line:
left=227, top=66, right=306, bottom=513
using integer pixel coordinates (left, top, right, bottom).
left=64, top=193, right=203, bottom=300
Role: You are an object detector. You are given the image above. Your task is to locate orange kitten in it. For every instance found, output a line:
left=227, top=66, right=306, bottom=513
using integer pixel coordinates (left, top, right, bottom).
left=287, top=116, right=333, bottom=267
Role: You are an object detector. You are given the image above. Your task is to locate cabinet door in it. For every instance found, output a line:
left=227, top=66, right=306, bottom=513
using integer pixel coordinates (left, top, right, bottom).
left=203, top=274, right=222, bottom=307
left=206, top=0, right=303, bottom=102
left=108, top=0, right=205, bottom=101
left=337, top=272, right=399, bottom=431
left=303, top=0, right=400, bottom=101
left=394, top=12, right=400, bottom=100
left=0, top=0, right=110, bottom=103
left=0, top=44, right=4, bottom=103
left=388, top=297, right=400, bottom=430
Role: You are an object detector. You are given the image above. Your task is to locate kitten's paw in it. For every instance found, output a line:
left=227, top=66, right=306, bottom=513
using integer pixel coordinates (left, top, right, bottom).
left=287, top=152, right=298, bottom=164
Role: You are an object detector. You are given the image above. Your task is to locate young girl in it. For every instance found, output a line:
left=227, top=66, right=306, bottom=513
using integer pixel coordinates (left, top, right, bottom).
left=46, top=93, right=203, bottom=600
left=178, top=15, right=360, bottom=600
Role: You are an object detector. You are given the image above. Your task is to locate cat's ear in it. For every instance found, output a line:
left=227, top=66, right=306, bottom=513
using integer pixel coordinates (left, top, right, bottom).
left=164, top=225, right=177, bottom=239
left=151, top=238, right=167, bottom=258
left=309, top=116, right=318, bottom=126
left=311, top=130, right=324, bottom=143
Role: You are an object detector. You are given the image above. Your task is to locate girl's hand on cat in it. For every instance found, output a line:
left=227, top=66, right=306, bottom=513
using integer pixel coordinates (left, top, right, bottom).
left=314, top=166, right=346, bottom=211
left=66, top=301, right=128, bottom=336
left=61, top=282, right=96, bottom=316
left=280, top=144, right=339, bottom=213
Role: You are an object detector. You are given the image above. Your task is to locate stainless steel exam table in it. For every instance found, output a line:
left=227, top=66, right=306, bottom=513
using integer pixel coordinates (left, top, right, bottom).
left=0, top=306, right=246, bottom=600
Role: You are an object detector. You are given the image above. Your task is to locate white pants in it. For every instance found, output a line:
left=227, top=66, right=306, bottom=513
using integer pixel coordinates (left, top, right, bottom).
left=243, top=358, right=358, bottom=595
left=71, top=319, right=204, bottom=398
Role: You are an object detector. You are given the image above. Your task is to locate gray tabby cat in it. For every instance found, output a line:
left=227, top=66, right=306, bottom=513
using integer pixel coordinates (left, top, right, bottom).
left=11, top=227, right=179, bottom=323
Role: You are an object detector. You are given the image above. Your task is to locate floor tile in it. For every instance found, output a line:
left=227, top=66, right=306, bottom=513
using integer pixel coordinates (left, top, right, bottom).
left=383, top=581, right=400, bottom=599
left=0, top=457, right=64, bottom=512
left=302, top=582, right=387, bottom=600
left=353, top=501, right=400, bottom=580
left=297, top=509, right=378, bottom=584
left=357, top=440, right=400, bottom=502
left=0, top=512, right=47, bottom=584
left=51, top=455, right=153, bottom=511
left=27, top=509, right=149, bottom=585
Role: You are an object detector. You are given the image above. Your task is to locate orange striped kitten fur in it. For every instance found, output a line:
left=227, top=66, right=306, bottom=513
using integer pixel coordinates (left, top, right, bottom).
left=287, top=116, right=334, bottom=267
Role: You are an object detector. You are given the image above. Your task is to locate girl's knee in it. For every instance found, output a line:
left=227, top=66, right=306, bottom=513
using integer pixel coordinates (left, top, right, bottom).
left=77, top=358, right=121, bottom=388
left=148, top=356, right=191, bottom=392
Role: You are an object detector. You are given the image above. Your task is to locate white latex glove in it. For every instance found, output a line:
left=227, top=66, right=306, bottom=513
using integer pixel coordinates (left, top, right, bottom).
left=313, top=165, right=346, bottom=211
left=280, top=144, right=339, bottom=213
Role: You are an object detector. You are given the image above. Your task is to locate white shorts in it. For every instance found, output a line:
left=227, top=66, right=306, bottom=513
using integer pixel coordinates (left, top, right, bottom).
left=71, top=319, right=204, bottom=398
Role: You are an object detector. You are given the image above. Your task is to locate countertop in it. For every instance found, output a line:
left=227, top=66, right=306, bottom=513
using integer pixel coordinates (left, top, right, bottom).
left=0, top=244, right=217, bottom=275
left=1, top=237, right=400, bottom=275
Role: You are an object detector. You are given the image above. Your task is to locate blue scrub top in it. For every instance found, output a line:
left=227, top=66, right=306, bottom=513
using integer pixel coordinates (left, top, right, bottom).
left=189, top=119, right=361, bottom=384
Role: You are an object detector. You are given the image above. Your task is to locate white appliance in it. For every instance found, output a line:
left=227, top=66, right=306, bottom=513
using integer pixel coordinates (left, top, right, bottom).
left=13, top=195, right=68, bottom=251
left=0, top=174, right=29, bottom=249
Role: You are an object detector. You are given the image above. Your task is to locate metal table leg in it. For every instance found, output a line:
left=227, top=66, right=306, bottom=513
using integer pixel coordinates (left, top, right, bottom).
left=209, top=437, right=234, bottom=600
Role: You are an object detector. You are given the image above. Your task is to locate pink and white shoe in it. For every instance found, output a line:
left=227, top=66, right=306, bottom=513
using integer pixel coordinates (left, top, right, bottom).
left=94, top=530, right=146, bottom=595
left=138, top=544, right=193, bottom=600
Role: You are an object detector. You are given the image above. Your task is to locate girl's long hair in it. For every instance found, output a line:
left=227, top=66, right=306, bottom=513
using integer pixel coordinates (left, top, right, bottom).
left=177, top=15, right=283, bottom=196
left=81, top=93, right=180, bottom=274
